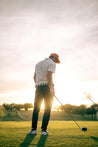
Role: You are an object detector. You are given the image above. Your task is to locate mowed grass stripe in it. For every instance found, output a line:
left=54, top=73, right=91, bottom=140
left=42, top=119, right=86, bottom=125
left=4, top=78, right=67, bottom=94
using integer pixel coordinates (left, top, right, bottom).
left=0, top=121, right=98, bottom=147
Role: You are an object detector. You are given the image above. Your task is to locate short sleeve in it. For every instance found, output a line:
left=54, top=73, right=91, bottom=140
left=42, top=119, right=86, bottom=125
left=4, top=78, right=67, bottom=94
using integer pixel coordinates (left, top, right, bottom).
left=48, top=63, right=56, bottom=73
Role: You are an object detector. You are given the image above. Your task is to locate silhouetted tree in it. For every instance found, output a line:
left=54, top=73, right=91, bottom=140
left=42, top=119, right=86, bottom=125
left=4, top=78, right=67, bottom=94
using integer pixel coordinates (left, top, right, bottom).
left=87, top=104, right=97, bottom=119
left=71, top=105, right=78, bottom=114
left=77, top=105, right=87, bottom=118
left=3, top=103, right=14, bottom=111
left=23, top=103, right=33, bottom=111
left=14, top=104, right=23, bottom=111
left=90, top=104, right=97, bottom=119
left=0, top=105, right=5, bottom=117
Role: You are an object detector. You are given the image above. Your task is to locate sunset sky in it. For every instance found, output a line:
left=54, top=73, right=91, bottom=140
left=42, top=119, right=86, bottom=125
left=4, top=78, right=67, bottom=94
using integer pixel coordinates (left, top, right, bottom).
left=0, top=0, right=98, bottom=107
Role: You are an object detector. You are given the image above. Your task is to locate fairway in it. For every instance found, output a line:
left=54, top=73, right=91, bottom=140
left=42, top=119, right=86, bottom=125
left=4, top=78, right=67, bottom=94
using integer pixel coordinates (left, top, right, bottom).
left=0, top=121, right=98, bottom=147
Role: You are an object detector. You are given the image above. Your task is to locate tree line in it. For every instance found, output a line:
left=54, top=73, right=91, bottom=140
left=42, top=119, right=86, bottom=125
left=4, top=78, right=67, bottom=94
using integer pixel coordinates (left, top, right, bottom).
left=54, top=104, right=98, bottom=119
left=3, top=103, right=33, bottom=111
left=0, top=103, right=98, bottom=119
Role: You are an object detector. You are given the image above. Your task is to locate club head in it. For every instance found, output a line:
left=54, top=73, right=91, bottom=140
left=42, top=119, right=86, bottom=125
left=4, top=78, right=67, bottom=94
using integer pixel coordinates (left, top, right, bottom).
left=81, top=127, right=87, bottom=131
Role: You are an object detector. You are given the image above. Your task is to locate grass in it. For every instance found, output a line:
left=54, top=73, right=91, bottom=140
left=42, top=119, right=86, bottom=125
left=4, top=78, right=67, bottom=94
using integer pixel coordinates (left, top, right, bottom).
left=0, top=121, right=98, bottom=147
left=1, top=110, right=97, bottom=121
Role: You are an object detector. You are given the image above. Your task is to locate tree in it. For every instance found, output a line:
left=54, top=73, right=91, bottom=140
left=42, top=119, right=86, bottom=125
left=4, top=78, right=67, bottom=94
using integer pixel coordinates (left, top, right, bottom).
left=90, top=104, right=97, bottom=119
left=64, top=104, right=73, bottom=113
left=78, top=105, right=87, bottom=118
left=87, top=104, right=97, bottom=119
left=3, top=103, right=13, bottom=111
left=86, top=108, right=91, bottom=116
left=71, top=105, right=78, bottom=114
left=23, top=103, right=33, bottom=111
left=0, top=105, right=5, bottom=118
left=58, top=104, right=73, bottom=114
left=14, top=104, right=23, bottom=111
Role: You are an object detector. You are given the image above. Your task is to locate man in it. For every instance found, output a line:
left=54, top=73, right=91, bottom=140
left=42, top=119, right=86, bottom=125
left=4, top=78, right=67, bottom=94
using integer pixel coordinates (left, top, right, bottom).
left=29, top=53, right=60, bottom=135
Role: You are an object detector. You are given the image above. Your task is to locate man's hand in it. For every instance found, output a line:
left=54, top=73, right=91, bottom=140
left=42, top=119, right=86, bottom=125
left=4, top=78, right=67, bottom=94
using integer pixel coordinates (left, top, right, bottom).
left=49, top=85, right=55, bottom=96
left=47, top=71, right=55, bottom=96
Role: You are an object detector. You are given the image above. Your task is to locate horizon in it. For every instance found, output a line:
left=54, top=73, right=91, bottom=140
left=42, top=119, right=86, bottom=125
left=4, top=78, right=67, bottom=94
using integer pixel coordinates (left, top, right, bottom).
left=0, top=96, right=97, bottom=108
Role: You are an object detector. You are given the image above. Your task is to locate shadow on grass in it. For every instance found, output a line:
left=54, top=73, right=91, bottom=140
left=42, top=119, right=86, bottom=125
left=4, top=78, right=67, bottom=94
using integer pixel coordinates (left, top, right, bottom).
left=19, top=134, right=36, bottom=147
left=19, top=134, right=48, bottom=147
left=90, top=136, right=98, bottom=142
left=37, top=135, right=48, bottom=147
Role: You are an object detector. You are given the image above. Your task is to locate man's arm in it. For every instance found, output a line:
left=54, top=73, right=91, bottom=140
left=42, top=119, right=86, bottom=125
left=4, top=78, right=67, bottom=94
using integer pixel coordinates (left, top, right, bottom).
left=47, top=71, right=53, bottom=87
left=33, top=73, right=36, bottom=83
left=47, top=71, right=55, bottom=95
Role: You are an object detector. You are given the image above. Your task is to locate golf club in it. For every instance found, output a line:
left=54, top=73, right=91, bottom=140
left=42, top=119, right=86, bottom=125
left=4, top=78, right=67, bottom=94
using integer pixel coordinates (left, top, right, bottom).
left=84, top=92, right=97, bottom=106
left=88, top=97, right=97, bottom=106
left=55, top=96, right=87, bottom=132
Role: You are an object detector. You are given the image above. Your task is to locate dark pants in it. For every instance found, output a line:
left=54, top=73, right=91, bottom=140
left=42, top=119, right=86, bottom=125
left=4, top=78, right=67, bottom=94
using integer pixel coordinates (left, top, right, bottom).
left=32, top=84, right=53, bottom=131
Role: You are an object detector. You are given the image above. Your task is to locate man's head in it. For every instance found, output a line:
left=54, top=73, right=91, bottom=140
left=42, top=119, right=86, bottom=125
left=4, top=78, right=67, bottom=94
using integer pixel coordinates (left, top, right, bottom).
left=49, top=53, right=60, bottom=64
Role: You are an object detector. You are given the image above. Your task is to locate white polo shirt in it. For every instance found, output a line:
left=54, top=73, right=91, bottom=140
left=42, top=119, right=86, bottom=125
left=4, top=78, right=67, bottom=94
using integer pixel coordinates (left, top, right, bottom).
left=35, top=58, right=56, bottom=86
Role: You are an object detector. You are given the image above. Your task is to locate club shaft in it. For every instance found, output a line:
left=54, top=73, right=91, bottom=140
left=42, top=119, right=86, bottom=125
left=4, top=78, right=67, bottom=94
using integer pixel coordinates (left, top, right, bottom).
left=55, top=96, right=81, bottom=130
left=89, top=98, right=97, bottom=106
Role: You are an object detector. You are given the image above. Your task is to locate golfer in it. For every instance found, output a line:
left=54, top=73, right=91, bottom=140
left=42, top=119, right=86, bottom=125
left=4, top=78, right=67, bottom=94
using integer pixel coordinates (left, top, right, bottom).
left=29, top=53, right=60, bottom=135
